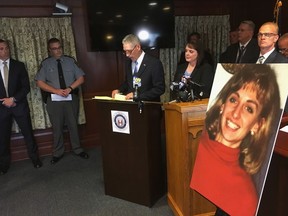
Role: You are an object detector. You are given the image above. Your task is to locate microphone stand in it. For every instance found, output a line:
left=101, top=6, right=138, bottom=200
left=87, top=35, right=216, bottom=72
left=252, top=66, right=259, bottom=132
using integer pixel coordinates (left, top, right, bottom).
left=138, top=101, right=144, bottom=114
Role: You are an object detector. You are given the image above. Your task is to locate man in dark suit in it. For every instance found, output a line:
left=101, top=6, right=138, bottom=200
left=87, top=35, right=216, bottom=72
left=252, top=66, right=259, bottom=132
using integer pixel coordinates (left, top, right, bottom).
left=219, top=20, right=260, bottom=63
left=0, top=39, right=42, bottom=175
left=257, top=22, right=288, bottom=63
left=112, top=34, right=165, bottom=102
left=257, top=23, right=288, bottom=115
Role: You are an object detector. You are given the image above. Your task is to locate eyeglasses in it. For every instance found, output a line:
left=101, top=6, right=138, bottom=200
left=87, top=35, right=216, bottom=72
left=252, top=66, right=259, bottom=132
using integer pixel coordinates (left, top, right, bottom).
left=279, top=48, right=288, bottom=54
left=123, top=45, right=136, bottom=55
left=257, top=33, right=278, bottom=38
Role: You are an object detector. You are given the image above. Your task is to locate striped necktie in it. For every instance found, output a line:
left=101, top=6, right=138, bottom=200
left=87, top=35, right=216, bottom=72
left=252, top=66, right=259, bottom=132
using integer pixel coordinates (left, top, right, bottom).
left=257, top=56, right=265, bottom=64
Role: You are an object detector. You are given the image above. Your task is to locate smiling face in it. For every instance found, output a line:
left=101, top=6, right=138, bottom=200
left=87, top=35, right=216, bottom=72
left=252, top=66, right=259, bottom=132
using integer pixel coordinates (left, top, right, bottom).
left=216, top=83, right=264, bottom=148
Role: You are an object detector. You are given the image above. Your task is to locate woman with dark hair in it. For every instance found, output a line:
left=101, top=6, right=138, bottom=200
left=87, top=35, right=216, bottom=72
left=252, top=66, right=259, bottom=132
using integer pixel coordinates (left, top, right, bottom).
left=173, top=41, right=214, bottom=100
left=178, top=32, right=214, bottom=66
left=190, top=64, right=281, bottom=216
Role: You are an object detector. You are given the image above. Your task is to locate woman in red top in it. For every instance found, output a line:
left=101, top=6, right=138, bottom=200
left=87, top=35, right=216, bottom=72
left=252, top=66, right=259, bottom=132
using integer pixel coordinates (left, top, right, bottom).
left=191, top=64, right=281, bottom=216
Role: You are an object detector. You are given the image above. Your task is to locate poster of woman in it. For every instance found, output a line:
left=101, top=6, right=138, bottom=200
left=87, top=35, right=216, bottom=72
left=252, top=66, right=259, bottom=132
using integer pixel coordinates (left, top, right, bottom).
left=190, top=63, right=288, bottom=216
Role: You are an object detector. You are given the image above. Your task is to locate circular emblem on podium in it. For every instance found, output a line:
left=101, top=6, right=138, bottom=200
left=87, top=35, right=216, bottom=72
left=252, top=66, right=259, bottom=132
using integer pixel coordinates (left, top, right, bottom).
left=114, top=113, right=127, bottom=129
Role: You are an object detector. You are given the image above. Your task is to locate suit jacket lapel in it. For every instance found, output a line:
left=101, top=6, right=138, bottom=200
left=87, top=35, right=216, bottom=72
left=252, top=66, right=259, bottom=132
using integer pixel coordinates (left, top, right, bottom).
left=135, top=55, right=147, bottom=77
left=264, top=50, right=277, bottom=63
left=0, top=60, right=10, bottom=96
left=7, top=60, right=13, bottom=86
left=0, top=71, right=6, bottom=96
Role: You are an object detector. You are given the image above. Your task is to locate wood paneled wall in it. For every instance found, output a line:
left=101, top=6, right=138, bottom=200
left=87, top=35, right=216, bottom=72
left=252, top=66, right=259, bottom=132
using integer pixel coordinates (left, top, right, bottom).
left=174, top=0, right=288, bottom=34
left=1, top=0, right=288, bottom=161
left=2, top=1, right=288, bottom=215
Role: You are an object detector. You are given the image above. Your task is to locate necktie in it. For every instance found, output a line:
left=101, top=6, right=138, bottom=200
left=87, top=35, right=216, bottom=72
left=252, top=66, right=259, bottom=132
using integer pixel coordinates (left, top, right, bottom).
left=57, top=59, right=66, bottom=89
left=257, top=56, right=265, bottom=64
left=236, top=45, right=245, bottom=63
left=133, top=61, right=138, bottom=74
left=3, top=61, right=9, bottom=96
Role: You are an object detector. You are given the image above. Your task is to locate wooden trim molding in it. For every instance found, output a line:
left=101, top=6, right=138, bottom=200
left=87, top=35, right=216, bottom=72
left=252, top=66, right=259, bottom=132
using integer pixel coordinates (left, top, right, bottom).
left=11, top=126, right=99, bottom=162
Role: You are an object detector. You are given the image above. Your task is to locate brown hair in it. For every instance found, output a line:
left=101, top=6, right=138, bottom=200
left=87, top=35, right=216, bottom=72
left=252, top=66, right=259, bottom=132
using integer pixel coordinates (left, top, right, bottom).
left=206, top=64, right=280, bottom=174
left=186, top=40, right=205, bottom=66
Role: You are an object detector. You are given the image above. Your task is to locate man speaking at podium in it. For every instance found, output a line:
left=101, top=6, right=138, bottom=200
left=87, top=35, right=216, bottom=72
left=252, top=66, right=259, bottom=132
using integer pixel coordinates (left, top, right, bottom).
left=112, top=34, right=165, bottom=102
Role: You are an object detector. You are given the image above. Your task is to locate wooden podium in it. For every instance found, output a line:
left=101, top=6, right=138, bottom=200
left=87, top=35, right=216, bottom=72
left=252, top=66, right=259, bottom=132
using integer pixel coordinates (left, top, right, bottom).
left=96, top=99, right=165, bottom=207
left=163, top=99, right=216, bottom=216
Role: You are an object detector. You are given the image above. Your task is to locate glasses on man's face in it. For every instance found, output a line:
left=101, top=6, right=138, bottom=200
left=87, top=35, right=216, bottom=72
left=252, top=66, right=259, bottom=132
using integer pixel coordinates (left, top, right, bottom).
left=123, top=45, right=136, bottom=56
left=257, top=33, right=278, bottom=38
left=279, top=47, right=288, bottom=54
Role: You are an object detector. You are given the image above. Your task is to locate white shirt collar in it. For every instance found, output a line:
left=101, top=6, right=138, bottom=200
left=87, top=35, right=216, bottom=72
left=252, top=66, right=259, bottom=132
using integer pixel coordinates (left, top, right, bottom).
left=0, top=58, right=10, bottom=65
left=0, top=58, right=10, bottom=71
left=136, top=50, right=145, bottom=66
left=239, top=38, right=252, bottom=48
left=260, top=48, right=275, bottom=59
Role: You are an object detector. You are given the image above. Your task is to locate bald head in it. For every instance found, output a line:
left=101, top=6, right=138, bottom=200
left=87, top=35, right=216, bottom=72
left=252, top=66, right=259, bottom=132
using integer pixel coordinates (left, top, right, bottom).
left=257, top=22, right=279, bottom=54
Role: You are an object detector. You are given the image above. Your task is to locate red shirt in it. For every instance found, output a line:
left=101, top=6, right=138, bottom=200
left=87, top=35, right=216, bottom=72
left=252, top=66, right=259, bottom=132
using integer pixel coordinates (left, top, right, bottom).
left=191, top=130, right=258, bottom=216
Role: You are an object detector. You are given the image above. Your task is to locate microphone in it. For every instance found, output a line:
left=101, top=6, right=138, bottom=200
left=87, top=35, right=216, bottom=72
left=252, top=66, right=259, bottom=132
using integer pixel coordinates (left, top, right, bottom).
left=133, top=77, right=141, bottom=102
left=184, top=77, right=203, bottom=87
left=170, top=82, right=179, bottom=91
left=170, top=81, right=185, bottom=91
left=133, top=77, right=141, bottom=88
left=170, top=76, right=205, bottom=102
left=178, top=81, right=185, bottom=90
left=133, top=84, right=139, bottom=102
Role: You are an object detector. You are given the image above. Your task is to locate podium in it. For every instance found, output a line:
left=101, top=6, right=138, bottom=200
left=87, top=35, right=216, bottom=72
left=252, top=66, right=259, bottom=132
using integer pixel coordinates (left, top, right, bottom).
left=95, top=99, right=165, bottom=207
left=163, top=99, right=216, bottom=216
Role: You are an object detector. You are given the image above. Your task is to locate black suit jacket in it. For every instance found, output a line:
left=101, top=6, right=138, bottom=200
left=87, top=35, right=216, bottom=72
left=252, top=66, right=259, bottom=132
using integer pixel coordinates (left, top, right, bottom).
left=0, top=59, right=38, bottom=165
left=173, top=62, right=214, bottom=98
left=219, top=38, right=260, bottom=63
left=263, top=50, right=288, bottom=63
left=119, top=53, right=165, bottom=102
left=0, top=59, right=30, bottom=104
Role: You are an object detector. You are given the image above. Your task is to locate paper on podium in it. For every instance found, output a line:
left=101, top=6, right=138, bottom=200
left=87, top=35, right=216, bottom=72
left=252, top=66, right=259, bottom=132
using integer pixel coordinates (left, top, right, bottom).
left=114, top=93, right=127, bottom=101
left=92, top=94, right=132, bottom=101
left=92, top=96, right=113, bottom=100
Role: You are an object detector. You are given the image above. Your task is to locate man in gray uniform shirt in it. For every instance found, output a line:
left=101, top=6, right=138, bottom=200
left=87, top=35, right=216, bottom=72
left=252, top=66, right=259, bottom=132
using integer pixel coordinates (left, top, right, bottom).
left=35, top=38, right=88, bottom=164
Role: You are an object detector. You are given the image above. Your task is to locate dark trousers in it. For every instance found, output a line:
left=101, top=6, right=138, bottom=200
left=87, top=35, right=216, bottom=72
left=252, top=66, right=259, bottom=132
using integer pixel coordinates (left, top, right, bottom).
left=0, top=102, right=38, bottom=170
